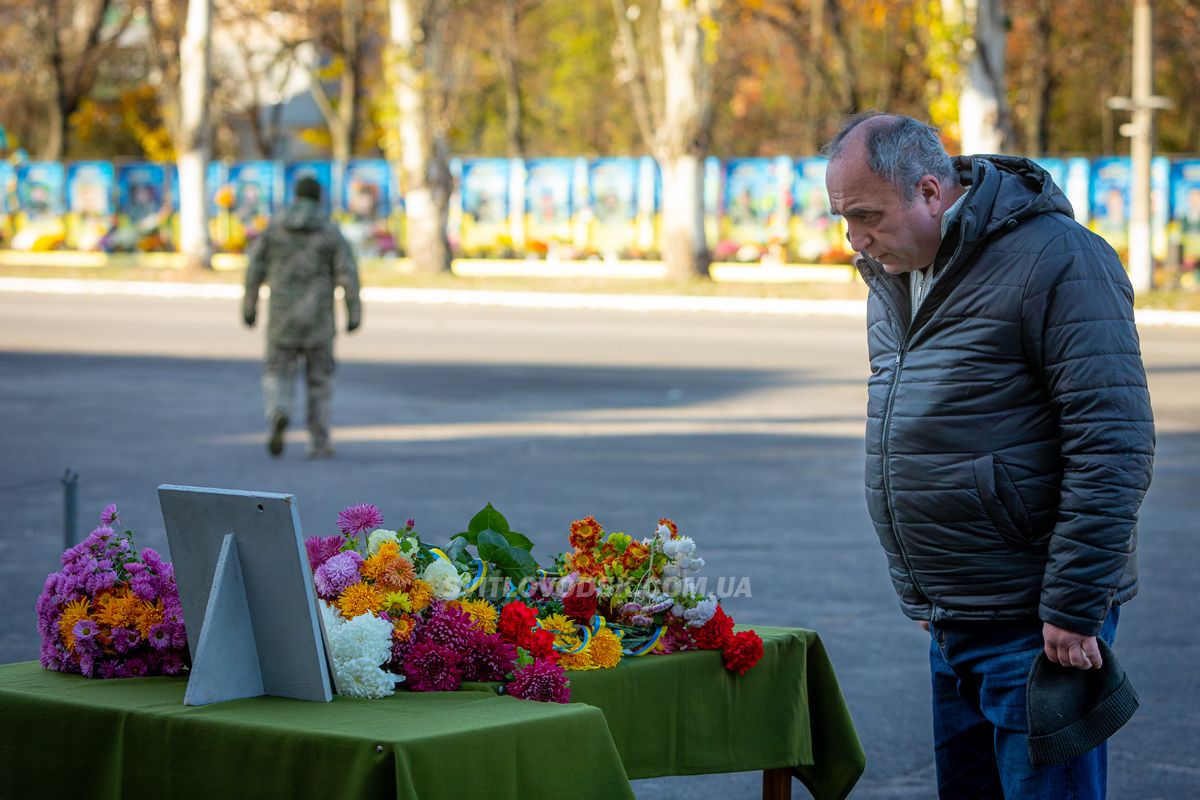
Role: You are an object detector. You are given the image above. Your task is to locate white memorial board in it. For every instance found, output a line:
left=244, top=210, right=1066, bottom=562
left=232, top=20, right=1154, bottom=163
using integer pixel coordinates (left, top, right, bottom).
left=159, top=485, right=333, bottom=705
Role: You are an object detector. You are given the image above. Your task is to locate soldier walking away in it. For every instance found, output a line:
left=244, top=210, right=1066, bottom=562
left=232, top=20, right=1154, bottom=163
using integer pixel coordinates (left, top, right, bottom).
left=243, top=176, right=361, bottom=458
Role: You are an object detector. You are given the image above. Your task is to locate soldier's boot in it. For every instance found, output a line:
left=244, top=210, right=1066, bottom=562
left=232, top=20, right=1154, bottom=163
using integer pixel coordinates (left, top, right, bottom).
left=263, top=344, right=299, bottom=458
left=268, top=411, right=289, bottom=457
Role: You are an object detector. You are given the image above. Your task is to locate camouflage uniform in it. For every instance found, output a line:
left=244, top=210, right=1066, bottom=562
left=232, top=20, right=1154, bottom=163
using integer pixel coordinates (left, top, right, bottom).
left=243, top=198, right=361, bottom=456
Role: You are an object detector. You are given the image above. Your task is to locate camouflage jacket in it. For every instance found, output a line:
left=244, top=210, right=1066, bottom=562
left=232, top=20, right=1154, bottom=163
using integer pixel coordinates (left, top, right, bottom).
left=243, top=199, right=362, bottom=347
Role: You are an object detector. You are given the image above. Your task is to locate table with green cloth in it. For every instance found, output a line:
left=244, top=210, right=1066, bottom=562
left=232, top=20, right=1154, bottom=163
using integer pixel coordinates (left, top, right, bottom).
left=0, top=626, right=864, bottom=800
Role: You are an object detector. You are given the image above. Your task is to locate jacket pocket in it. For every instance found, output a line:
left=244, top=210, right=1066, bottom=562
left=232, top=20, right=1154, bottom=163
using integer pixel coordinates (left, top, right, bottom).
left=972, top=454, right=1033, bottom=551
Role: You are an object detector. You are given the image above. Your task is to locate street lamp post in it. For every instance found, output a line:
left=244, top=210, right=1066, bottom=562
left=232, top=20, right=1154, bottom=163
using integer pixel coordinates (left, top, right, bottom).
left=1108, top=0, right=1171, bottom=295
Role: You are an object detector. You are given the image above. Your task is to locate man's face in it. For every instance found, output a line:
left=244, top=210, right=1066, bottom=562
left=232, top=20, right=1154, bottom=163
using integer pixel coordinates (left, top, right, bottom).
left=826, top=148, right=944, bottom=275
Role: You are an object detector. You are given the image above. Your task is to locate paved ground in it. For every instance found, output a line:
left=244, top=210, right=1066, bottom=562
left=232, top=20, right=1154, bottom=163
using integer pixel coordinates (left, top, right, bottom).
left=1, top=289, right=1197, bottom=798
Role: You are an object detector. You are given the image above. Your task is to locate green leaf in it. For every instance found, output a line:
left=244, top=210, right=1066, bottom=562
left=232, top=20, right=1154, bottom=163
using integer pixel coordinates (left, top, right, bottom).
left=475, top=530, right=510, bottom=562
left=468, top=503, right=510, bottom=537
left=477, top=530, right=538, bottom=581
left=500, top=529, right=534, bottom=552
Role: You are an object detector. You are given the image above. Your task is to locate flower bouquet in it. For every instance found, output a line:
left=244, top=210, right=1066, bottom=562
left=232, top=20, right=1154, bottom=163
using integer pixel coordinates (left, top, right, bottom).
left=37, top=504, right=190, bottom=678
left=306, top=503, right=763, bottom=702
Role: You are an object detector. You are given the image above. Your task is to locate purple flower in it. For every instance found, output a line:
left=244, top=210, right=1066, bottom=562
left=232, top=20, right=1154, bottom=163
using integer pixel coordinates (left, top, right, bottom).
left=141, top=548, right=164, bottom=571
left=158, top=651, right=186, bottom=676
left=125, top=658, right=148, bottom=678
left=403, top=640, right=463, bottom=692
left=507, top=658, right=571, bottom=703
left=459, top=631, right=517, bottom=682
left=73, top=618, right=100, bottom=642
left=97, top=661, right=120, bottom=679
left=100, top=504, right=119, bottom=526
left=130, top=572, right=162, bottom=601
left=148, top=623, right=172, bottom=650
left=337, top=504, right=384, bottom=537
left=313, top=551, right=363, bottom=600
left=305, top=535, right=345, bottom=573
left=111, top=627, right=140, bottom=654
left=419, top=604, right=476, bottom=651
left=405, top=518, right=416, bottom=530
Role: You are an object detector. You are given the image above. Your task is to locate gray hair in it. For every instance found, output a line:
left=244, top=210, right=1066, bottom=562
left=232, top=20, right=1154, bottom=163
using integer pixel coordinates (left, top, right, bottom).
left=822, top=113, right=957, bottom=201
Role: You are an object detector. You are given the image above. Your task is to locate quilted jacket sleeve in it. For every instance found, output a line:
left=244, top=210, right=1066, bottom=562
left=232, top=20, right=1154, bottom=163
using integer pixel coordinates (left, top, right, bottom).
left=1020, top=225, right=1155, bottom=636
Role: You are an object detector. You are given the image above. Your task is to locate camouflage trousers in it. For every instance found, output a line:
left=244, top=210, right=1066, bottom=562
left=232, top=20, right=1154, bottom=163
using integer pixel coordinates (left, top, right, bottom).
left=262, top=341, right=335, bottom=450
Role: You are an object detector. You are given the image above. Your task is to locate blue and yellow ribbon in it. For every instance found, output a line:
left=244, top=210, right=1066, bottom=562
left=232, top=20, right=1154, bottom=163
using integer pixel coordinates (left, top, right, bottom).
left=622, top=625, right=667, bottom=656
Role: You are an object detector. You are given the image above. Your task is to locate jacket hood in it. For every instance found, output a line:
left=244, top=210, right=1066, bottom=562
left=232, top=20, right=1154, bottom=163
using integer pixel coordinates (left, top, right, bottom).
left=951, top=155, right=1074, bottom=248
left=280, top=197, right=327, bottom=231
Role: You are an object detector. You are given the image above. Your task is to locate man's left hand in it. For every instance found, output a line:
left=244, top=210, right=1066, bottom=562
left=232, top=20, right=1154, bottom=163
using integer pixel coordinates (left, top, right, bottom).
left=1043, top=622, right=1102, bottom=670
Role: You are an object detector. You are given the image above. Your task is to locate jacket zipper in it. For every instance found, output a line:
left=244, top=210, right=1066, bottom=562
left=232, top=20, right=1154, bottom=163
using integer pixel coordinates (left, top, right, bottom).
left=880, top=340, right=928, bottom=602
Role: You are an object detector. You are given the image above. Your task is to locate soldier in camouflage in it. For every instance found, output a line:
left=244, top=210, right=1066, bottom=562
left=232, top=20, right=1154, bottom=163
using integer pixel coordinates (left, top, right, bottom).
left=243, top=176, right=361, bottom=458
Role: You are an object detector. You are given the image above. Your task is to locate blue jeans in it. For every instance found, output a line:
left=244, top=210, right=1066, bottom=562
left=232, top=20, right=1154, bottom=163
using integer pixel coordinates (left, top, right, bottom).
left=930, top=607, right=1119, bottom=799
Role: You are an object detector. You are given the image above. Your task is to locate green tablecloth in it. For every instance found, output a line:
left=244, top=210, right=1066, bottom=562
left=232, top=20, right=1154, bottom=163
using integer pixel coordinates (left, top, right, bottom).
left=0, top=627, right=863, bottom=800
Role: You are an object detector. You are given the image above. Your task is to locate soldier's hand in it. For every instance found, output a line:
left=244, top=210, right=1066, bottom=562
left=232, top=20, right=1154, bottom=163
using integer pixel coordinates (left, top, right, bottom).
left=243, top=311, right=256, bottom=328
left=347, top=315, right=361, bottom=333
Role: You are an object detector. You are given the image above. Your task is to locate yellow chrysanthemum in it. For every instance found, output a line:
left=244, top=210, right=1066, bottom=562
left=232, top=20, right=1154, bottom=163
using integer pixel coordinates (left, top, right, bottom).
left=382, top=591, right=412, bottom=613
left=587, top=628, right=623, bottom=669
left=453, top=598, right=499, bottom=634
left=135, top=599, right=164, bottom=639
left=58, top=596, right=92, bottom=650
left=537, top=613, right=576, bottom=635
left=392, top=615, right=416, bottom=642
left=94, top=589, right=138, bottom=628
left=407, top=579, right=433, bottom=612
left=337, top=582, right=386, bottom=619
left=558, top=649, right=598, bottom=671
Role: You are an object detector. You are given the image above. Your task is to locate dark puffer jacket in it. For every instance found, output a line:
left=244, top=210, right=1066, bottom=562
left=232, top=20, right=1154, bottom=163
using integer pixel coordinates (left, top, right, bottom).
left=858, top=155, right=1155, bottom=637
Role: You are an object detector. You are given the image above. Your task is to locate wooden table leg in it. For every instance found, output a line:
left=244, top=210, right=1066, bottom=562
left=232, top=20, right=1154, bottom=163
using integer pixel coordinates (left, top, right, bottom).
left=762, top=767, right=792, bottom=800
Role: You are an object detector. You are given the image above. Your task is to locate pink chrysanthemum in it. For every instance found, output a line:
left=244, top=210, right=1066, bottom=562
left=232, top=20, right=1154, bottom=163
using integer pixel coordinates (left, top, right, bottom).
left=337, top=504, right=384, bottom=537
left=313, top=551, right=363, bottom=600
left=100, top=504, right=119, bottom=526
left=507, top=658, right=570, bottom=703
left=459, top=631, right=517, bottom=682
left=403, top=640, right=463, bottom=692
left=305, top=535, right=345, bottom=573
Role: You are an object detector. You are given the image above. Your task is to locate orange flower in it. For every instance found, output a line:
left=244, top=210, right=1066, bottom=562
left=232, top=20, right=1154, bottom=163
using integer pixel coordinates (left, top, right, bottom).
left=337, top=582, right=386, bottom=619
left=58, top=596, right=92, bottom=650
left=407, top=579, right=434, bottom=612
left=569, top=516, right=604, bottom=551
left=392, top=615, right=416, bottom=642
left=657, top=518, right=679, bottom=538
left=620, top=540, right=650, bottom=571
left=94, top=589, right=139, bottom=629
left=376, top=557, right=416, bottom=592
left=135, top=599, right=165, bottom=639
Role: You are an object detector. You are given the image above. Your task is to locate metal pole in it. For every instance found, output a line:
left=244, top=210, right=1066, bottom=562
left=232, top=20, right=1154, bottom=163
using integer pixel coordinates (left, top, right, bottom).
left=1128, top=0, right=1154, bottom=294
left=62, top=468, right=79, bottom=551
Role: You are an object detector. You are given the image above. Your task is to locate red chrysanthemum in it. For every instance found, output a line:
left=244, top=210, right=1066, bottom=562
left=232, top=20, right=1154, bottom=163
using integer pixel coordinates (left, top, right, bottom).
left=459, top=631, right=517, bottom=682
left=518, top=626, right=560, bottom=663
left=497, top=601, right=538, bottom=643
left=722, top=629, right=763, bottom=676
left=403, top=639, right=463, bottom=692
left=562, top=579, right=598, bottom=624
left=692, top=605, right=734, bottom=650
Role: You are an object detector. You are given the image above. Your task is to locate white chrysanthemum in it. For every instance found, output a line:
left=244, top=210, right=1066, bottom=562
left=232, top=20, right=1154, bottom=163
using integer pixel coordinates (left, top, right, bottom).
left=337, top=656, right=397, bottom=699
left=396, top=537, right=420, bottom=558
left=663, top=536, right=696, bottom=559
left=422, top=557, right=464, bottom=600
left=685, top=595, right=718, bottom=627
left=367, top=529, right=399, bottom=555
left=338, top=612, right=394, bottom=665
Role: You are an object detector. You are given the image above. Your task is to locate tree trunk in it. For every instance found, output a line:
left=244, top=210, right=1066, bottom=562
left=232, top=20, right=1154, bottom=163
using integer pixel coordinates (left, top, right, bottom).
left=42, top=99, right=66, bottom=161
left=1022, top=0, right=1053, bottom=155
left=337, top=0, right=363, bottom=162
left=654, top=0, right=715, bottom=280
left=177, top=0, right=212, bottom=271
left=498, top=0, right=525, bottom=157
left=946, top=0, right=1013, bottom=154
left=389, top=0, right=451, bottom=273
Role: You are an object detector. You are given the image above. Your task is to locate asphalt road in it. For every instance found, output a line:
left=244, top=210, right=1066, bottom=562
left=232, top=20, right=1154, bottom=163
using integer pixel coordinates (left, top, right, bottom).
left=1, top=290, right=1197, bottom=799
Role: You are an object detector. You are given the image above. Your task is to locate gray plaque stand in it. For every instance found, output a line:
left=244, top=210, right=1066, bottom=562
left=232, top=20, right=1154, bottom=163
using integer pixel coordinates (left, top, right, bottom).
left=159, top=485, right=334, bottom=706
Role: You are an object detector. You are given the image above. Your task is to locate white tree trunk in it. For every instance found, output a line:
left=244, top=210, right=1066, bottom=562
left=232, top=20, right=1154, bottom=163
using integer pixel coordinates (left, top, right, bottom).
left=388, top=0, right=450, bottom=273
left=946, top=0, right=1011, bottom=154
left=654, top=0, right=716, bottom=279
left=660, top=155, right=707, bottom=280
left=177, top=0, right=212, bottom=269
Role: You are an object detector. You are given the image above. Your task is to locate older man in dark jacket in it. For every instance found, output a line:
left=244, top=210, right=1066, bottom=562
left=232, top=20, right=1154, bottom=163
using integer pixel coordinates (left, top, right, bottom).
left=825, top=113, right=1154, bottom=798
left=243, top=177, right=361, bottom=458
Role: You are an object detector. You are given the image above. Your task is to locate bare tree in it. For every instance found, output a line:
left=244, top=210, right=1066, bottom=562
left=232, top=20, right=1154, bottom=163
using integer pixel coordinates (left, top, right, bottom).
left=295, top=0, right=366, bottom=162
left=388, top=0, right=452, bottom=273
left=612, top=0, right=720, bottom=280
left=33, top=0, right=134, bottom=160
